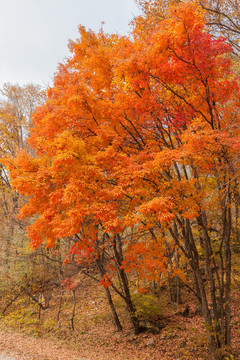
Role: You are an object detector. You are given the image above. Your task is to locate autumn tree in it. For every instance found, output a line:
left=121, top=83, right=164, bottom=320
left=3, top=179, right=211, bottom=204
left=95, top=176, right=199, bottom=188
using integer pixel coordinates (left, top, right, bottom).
left=117, top=4, right=239, bottom=358
left=135, top=0, right=240, bottom=57
left=7, top=2, right=240, bottom=359
left=0, top=83, right=44, bottom=263
left=199, top=0, right=240, bottom=56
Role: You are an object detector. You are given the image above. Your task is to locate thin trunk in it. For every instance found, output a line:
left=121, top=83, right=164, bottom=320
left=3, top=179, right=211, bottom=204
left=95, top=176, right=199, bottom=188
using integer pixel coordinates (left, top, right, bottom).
left=198, top=213, right=222, bottom=347
left=113, top=235, right=141, bottom=335
left=104, top=286, right=122, bottom=332
left=183, top=220, right=221, bottom=359
left=119, top=267, right=140, bottom=334
left=224, top=207, right=232, bottom=346
left=96, top=258, right=122, bottom=332
left=71, top=289, right=76, bottom=331
left=168, top=275, right=181, bottom=304
left=235, top=200, right=239, bottom=243
left=57, top=289, right=63, bottom=322
left=4, top=222, right=14, bottom=265
left=193, top=262, right=221, bottom=360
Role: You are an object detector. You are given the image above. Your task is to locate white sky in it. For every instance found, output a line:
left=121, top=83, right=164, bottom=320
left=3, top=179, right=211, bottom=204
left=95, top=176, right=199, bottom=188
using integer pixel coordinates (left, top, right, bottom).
left=0, top=0, right=139, bottom=88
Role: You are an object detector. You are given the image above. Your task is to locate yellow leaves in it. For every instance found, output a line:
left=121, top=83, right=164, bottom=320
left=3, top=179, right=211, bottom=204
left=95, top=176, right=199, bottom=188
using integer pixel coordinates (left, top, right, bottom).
left=112, top=75, right=132, bottom=92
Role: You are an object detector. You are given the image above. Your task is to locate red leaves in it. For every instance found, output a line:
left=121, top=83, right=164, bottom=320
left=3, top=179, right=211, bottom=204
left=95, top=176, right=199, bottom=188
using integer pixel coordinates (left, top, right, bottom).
left=61, top=278, right=79, bottom=291
left=99, top=274, right=113, bottom=288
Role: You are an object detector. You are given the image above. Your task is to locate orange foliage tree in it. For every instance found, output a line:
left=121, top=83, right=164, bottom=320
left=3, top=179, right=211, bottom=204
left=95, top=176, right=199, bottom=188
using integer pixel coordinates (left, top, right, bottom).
left=6, top=2, right=240, bottom=358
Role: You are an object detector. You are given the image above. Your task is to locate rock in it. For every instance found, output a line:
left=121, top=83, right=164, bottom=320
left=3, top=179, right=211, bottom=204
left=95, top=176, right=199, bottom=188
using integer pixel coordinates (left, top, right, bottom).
left=139, top=319, right=163, bottom=334
left=146, top=337, right=155, bottom=347
left=194, top=303, right=202, bottom=316
left=182, top=304, right=190, bottom=317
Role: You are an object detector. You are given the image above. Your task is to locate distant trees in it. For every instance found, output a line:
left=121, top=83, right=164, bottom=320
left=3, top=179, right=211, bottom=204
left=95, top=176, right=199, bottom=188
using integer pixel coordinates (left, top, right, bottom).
left=0, top=83, right=44, bottom=264
left=200, top=0, right=240, bottom=56
left=3, top=2, right=240, bottom=359
left=136, top=0, right=240, bottom=56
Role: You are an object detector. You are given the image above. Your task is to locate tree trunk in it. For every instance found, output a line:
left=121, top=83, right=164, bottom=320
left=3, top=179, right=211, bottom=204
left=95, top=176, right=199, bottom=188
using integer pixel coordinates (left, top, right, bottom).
left=168, top=275, right=181, bottom=304
left=181, top=218, right=228, bottom=359
left=119, top=268, right=141, bottom=334
left=104, top=286, right=122, bottom=332
left=113, top=234, right=141, bottom=335
left=96, top=257, right=122, bottom=332
left=223, top=208, right=232, bottom=347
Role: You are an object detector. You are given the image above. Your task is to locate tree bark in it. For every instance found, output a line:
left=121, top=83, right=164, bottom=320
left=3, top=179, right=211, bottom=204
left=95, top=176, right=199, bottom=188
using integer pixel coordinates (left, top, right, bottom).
left=113, top=234, right=141, bottom=335
left=95, top=257, right=123, bottom=332
left=104, top=286, right=122, bottom=332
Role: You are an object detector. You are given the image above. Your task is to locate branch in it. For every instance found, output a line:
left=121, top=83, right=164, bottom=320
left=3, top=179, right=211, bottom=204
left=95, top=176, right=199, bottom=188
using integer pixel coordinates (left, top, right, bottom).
left=1, top=289, right=24, bottom=315
left=21, top=287, right=48, bottom=310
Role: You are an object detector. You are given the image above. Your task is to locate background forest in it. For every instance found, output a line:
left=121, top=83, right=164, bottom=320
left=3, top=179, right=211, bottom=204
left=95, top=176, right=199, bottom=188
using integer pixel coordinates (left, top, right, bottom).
left=0, top=1, right=239, bottom=360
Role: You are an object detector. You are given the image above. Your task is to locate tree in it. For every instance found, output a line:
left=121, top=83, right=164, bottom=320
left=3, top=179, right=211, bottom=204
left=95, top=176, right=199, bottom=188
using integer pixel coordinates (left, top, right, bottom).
left=135, top=0, right=240, bottom=57
left=0, top=83, right=44, bottom=264
left=7, top=3, right=240, bottom=358
left=200, top=0, right=240, bottom=56
left=115, top=4, right=240, bottom=357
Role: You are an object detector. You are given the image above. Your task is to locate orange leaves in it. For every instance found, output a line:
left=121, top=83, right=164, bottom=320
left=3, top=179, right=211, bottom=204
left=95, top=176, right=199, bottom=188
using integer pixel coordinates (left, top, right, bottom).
left=137, top=197, right=174, bottom=223
left=50, top=131, right=90, bottom=178
left=6, top=1, right=240, bottom=293
left=122, top=237, right=168, bottom=281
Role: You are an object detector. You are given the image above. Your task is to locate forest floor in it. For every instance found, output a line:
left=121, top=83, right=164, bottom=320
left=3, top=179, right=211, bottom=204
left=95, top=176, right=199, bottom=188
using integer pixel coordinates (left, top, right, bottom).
left=0, top=326, right=85, bottom=360
left=0, top=275, right=240, bottom=359
left=0, top=314, right=208, bottom=360
left=0, top=291, right=240, bottom=360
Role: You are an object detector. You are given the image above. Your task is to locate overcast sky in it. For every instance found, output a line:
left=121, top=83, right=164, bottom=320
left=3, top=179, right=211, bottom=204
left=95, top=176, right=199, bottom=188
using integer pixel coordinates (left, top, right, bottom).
left=0, top=0, right=139, bottom=88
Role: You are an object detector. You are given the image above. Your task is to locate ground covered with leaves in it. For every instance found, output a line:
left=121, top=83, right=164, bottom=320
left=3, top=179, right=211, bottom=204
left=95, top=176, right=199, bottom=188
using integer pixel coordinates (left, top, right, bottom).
left=0, top=279, right=240, bottom=360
